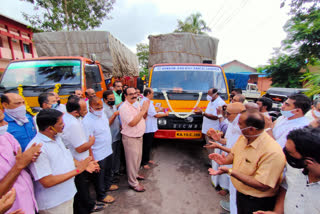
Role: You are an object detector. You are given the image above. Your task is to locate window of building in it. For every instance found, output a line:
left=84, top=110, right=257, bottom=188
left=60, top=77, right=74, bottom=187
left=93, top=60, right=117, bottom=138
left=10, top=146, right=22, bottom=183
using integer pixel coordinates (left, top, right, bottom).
left=23, top=43, right=31, bottom=53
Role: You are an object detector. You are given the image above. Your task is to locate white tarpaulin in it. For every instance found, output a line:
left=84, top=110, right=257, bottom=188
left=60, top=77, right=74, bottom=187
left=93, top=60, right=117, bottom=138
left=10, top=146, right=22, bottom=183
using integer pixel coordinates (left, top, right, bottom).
left=33, top=31, right=139, bottom=78
left=148, top=33, right=219, bottom=68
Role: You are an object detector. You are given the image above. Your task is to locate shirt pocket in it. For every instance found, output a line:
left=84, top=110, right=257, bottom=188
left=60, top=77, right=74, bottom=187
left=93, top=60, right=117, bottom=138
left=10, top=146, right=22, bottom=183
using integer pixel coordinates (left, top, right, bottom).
left=238, top=157, right=258, bottom=176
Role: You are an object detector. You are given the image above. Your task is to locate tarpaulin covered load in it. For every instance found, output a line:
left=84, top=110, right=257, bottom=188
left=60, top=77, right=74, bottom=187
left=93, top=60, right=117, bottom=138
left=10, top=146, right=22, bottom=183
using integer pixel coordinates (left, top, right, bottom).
left=33, top=31, right=139, bottom=78
left=148, top=33, right=219, bottom=68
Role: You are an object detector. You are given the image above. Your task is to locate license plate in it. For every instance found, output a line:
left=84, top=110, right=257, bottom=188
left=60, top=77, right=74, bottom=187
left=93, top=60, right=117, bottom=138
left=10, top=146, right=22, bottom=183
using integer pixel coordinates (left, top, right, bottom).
left=175, top=132, right=202, bottom=138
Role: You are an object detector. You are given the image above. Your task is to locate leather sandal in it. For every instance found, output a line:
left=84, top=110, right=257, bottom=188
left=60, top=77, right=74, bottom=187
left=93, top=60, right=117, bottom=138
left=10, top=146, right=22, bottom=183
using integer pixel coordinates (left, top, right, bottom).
left=108, top=184, right=119, bottom=191
left=129, top=184, right=145, bottom=192
left=99, top=195, right=115, bottom=204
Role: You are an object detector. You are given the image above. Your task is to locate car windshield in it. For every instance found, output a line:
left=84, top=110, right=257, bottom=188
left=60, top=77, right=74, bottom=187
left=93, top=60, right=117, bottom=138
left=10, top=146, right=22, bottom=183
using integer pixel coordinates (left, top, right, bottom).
left=150, top=65, right=227, bottom=93
left=0, top=60, right=81, bottom=88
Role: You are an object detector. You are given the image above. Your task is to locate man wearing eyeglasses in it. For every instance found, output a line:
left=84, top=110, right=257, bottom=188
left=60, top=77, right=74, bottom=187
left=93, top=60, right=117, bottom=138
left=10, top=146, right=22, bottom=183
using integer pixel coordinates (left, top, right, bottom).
left=119, top=87, right=150, bottom=192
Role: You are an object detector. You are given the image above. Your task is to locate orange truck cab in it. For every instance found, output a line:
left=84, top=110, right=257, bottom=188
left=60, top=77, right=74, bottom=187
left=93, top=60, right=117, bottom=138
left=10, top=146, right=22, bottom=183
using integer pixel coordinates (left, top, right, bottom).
left=0, top=56, right=107, bottom=113
left=148, top=63, right=230, bottom=140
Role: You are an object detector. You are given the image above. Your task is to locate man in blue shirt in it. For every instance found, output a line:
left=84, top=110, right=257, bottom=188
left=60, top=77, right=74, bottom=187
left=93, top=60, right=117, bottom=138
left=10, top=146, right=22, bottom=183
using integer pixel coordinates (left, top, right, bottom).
left=1, top=93, right=36, bottom=151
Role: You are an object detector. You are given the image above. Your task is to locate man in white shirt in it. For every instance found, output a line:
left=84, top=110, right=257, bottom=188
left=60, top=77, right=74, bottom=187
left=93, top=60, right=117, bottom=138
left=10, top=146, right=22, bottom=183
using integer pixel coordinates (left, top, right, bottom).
left=51, top=92, right=67, bottom=113
left=61, top=95, right=105, bottom=213
left=255, top=127, right=320, bottom=214
left=27, top=109, right=94, bottom=214
left=140, top=88, right=168, bottom=169
left=266, top=94, right=311, bottom=148
left=305, top=98, right=320, bottom=122
left=82, top=97, right=117, bottom=204
left=205, top=102, right=246, bottom=214
left=195, top=88, right=226, bottom=187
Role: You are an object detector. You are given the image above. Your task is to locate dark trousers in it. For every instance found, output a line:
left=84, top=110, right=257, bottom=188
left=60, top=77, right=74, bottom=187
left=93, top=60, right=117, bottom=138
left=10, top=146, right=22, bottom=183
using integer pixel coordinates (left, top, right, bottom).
left=236, top=191, right=276, bottom=214
left=112, top=140, right=121, bottom=174
left=141, top=132, right=154, bottom=166
left=74, top=171, right=95, bottom=214
left=94, top=154, right=113, bottom=201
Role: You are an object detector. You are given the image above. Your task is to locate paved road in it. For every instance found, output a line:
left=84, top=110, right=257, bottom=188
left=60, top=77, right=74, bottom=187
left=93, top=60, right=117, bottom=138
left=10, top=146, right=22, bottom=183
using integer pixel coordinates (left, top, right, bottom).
left=98, top=140, right=227, bottom=214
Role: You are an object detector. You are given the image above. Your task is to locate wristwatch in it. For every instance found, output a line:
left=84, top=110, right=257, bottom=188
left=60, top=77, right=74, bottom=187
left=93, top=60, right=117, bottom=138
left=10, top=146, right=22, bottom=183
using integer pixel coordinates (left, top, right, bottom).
left=228, top=168, right=233, bottom=176
left=217, top=114, right=223, bottom=118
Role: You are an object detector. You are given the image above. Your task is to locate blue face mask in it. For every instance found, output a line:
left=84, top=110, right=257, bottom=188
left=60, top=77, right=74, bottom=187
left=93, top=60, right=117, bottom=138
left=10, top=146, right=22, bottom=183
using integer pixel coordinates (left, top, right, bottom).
left=51, top=103, right=59, bottom=109
left=281, top=109, right=296, bottom=118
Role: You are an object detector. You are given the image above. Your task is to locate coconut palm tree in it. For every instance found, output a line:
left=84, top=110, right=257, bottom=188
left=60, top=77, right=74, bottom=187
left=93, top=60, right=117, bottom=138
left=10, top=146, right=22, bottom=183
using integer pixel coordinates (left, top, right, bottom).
left=174, top=12, right=211, bottom=34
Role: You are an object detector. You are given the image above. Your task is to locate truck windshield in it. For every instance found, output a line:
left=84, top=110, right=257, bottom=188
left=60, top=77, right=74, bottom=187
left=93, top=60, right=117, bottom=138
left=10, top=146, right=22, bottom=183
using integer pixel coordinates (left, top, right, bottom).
left=151, top=65, right=227, bottom=93
left=0, top=60, right=81, bottom=88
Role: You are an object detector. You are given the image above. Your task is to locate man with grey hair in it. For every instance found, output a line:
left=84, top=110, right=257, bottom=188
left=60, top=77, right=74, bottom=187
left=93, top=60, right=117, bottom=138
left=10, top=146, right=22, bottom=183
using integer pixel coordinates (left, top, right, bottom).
left=232, top=94, right=246, bottom=103
left=245, top=102, right=259, bottom=111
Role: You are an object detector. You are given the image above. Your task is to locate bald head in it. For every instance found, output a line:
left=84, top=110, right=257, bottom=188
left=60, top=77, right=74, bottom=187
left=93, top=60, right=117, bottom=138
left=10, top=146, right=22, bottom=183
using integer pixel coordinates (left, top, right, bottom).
left=85, top=88, right=96, bottom=99
left=232, top=94, right=245, bottom=103
left=245, top=102, right=259, bottom=111
left=1, top=93, right=25, bottom=109
left=226, top=102, right=246, bottom=122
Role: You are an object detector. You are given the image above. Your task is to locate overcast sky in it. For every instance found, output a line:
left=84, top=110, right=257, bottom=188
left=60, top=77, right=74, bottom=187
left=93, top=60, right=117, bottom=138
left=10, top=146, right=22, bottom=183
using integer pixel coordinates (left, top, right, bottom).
left=0, top=0, right=291, bottom=67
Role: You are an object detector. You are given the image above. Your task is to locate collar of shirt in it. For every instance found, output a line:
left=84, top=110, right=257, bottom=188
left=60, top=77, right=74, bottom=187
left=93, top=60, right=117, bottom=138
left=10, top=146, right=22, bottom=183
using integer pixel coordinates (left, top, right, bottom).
left=242, top=131, right=268, bottom=149
left=36, top=132, right=56, bottom=144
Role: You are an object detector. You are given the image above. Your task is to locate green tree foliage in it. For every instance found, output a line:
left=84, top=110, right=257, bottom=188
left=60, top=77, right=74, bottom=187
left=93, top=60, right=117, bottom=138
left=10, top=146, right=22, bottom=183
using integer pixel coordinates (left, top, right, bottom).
left=263, top=0, right=320, bottom=88
left=136, top=43, right=149, bottom=78
left=22, top=0, right=115, bottom=31
left=174, top=12, right=211, bottom=34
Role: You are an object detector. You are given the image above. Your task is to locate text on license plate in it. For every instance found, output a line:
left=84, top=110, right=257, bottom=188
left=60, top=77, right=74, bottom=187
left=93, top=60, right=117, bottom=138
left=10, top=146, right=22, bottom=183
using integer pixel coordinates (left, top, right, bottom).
left=175, top=132, right=202, bottom=138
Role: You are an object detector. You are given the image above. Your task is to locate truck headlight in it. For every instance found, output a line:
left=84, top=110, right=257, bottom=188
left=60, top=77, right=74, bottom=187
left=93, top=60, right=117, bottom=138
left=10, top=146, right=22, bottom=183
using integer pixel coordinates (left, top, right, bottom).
left=158, top=118, right=167, bottom=126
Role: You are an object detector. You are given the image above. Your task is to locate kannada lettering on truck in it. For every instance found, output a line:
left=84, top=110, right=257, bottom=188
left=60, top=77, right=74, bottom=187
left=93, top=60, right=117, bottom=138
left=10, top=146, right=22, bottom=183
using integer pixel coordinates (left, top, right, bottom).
left=0, top=57, right=107, bottom=112
left=148, top=63, right=229, bottom=140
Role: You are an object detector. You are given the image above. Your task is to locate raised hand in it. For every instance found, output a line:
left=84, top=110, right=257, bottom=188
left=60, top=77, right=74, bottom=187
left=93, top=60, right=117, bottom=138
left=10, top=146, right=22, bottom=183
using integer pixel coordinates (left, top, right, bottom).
left=16, top=143, right=42, bottom=169
left=194, top=107, right=203, bottom=114
left=203, top=141, right=220, bottom=149
left=206, top=128, right=222, bottom=141
left=208, top=153, right=227, bottom=165
left=141, top=100, right=150, bottom=113
left=208, top=168, right=225, bottom=176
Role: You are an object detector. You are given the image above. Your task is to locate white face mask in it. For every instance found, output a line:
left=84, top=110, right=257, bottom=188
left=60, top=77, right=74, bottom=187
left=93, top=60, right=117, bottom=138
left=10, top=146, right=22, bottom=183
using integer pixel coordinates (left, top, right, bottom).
left=281, top=109, right=297, bottom=118
left=206, top=95, right=212, bottom=101
left=240, top=126, right=262, bottom=137
left=91, top=108, right=104, bottom=117
left=313, top=109, right=320, bottom=118
left=0, top=125, right=8, bottom=136
left=5, top=105, right=28, bottom=123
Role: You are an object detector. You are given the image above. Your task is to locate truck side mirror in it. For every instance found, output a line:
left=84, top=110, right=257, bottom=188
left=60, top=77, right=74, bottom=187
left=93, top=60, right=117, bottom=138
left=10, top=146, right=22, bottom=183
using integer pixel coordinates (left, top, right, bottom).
left=228, top=79, right=235, bottom=93
left=136, top=77, right=144, bottom=92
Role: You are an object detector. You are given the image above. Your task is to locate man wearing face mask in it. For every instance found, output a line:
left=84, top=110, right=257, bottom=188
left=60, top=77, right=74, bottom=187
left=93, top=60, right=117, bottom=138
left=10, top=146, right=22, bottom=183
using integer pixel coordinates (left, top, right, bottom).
left=254, top=127, right=320, bottom=214
left=113, top=81, right=123, bottom=107
left=102, top=90, right=122, bottom=178
left=205, top=102, right=245, bottom=213
left=51, top=91, right=66, bottom=113
left=34, top=92, right=58, bottom=131
left=119, top=87, right=150, bottom=192
left=27, top=109, right=96, bottom=214
left=82, top=96, right=117, bottom=204
left=209, top=110, right=286, bottom=214
left=1, top=93, right=37, bottom=151
left=61, top=95, right=105, bottom=213
left=265, top=94, right=311, bottom=148
left=195, top=88, right=226, bottom=175
left=305, top=98, right=320, bottom=123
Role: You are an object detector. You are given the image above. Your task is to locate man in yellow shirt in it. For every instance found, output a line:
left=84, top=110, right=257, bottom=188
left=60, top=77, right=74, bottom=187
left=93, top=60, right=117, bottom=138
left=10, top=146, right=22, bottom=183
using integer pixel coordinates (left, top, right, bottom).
left=209, top=110, right=286, bottom=214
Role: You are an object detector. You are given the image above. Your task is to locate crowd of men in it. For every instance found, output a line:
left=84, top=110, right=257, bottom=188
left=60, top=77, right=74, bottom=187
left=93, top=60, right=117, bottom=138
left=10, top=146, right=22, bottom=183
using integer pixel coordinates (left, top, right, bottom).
left=199, top=88, right=320, bottom=214
left=0, top=81, right=168, bottom=214
left=0, top=84, right=319, bottom=214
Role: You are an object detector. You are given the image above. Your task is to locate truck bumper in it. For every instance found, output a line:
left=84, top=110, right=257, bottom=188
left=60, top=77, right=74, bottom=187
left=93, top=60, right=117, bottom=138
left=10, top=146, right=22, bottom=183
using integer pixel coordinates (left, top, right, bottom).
left=154, top=130, right=203, bottom=140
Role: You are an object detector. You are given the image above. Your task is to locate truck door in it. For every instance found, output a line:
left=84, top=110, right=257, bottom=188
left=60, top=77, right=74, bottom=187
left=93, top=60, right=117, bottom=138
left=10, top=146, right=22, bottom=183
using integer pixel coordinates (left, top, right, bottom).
left=85, top=64, right=102, bottom=92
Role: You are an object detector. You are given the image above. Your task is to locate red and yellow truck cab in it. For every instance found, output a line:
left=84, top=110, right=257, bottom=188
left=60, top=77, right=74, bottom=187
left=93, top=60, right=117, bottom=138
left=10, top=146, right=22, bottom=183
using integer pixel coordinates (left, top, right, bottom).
left=148, top=63, right=230, bottom=140
left=0, top=56, right=107, bottom=112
